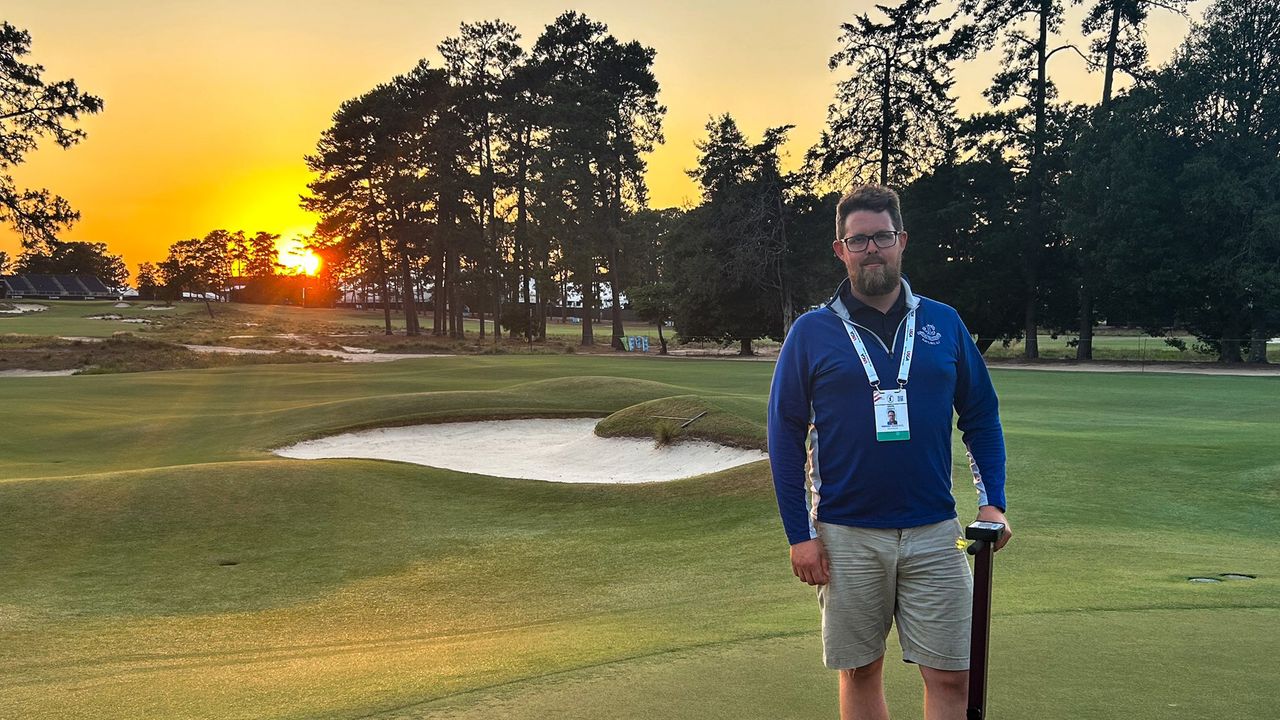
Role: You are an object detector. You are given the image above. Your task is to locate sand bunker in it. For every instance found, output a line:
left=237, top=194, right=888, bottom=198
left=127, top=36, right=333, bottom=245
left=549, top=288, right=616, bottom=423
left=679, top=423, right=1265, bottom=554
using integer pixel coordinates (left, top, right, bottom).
left=275, top=418, right=767, bottom=483
left=0, top=369, right=78, bottom=377
left=0, top=303, right=48, bottom=314
left=183, top=344, right=450, bottom=362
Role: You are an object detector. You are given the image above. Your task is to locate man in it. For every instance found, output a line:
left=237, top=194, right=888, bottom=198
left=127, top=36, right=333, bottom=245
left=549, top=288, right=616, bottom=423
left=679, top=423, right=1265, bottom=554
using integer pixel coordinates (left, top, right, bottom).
left=767, top=185, right=1010, bottom=720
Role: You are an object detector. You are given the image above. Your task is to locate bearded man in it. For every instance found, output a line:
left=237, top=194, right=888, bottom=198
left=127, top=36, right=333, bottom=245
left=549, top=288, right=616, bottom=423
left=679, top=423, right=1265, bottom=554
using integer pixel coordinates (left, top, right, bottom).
left=766, top=185, right=1011, bottom=720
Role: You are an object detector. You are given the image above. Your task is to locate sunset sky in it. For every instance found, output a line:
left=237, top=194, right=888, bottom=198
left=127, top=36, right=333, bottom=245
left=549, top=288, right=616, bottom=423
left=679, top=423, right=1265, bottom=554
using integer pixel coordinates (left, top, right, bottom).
left=3, top=1, right=1203, bottom=275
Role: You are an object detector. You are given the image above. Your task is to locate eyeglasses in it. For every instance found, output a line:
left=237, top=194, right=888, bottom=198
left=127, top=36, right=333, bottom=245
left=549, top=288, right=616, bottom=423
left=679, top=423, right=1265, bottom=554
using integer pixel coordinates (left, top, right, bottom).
left=839, top=230, right=901, bottom=252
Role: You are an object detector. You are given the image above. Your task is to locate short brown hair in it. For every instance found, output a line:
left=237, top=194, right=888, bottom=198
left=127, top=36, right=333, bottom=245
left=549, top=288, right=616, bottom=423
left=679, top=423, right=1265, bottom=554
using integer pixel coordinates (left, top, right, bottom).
left=835, top=185, right=903, bottom=239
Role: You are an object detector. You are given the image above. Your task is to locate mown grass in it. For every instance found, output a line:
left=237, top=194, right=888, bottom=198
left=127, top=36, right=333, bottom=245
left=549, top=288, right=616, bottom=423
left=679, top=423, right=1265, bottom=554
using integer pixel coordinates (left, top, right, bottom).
left=0, top=356, right=1276, bottom=719
left=595, top=394, right=768, bottom=451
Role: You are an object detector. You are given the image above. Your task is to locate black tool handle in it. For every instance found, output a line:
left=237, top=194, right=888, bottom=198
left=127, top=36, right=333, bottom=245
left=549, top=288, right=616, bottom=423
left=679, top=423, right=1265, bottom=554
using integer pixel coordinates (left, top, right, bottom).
left=967, top=532, right=996, bottom=719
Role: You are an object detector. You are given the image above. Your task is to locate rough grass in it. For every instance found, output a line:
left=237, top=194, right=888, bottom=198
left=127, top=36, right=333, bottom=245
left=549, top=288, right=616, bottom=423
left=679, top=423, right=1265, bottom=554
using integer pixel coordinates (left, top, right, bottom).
left=594, top=394, right=768, bottom=451
left=0, top=334, right=337, bottom=374
left=0, top=356, right=1276, bottom=719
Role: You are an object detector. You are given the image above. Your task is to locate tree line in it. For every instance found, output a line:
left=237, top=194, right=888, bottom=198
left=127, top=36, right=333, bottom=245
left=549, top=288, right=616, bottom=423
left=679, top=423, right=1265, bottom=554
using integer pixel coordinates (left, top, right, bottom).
left=5, top=3, right=1277, bottom=362
left=290, top=1, right=1277, bottom=362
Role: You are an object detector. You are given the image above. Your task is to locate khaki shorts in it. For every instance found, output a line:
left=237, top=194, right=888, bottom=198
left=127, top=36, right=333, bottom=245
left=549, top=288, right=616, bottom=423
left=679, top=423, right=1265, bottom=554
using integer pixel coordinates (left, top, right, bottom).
left=815, top=518, right=973, bottom=671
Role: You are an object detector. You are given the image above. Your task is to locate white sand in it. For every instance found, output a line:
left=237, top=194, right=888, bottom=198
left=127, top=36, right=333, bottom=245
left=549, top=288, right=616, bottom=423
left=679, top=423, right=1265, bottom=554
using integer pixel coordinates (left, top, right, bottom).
left=113, top=302, right=131, bottom=308
left=0, top=303, right=48, bottom=314
left=275, top=418, right=768, bottom=483
left=0, top=369, right=77, bottom=377
left=181, top=344, right=451, bottom=362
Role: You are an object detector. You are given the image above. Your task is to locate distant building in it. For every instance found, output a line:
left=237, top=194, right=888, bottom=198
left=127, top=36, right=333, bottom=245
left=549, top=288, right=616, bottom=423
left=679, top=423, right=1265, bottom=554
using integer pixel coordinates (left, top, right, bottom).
left=1, top=274, right=117, bottom=300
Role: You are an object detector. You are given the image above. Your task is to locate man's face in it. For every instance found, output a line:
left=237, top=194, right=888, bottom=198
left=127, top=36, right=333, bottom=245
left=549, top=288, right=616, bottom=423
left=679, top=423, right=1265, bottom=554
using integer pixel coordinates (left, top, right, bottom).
left=833, top=209, right=907, bottom=297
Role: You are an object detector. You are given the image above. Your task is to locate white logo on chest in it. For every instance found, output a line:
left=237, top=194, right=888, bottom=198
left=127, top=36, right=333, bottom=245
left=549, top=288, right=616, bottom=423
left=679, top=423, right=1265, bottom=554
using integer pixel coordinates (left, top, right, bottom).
left=918, top=324, right=942, bottom=345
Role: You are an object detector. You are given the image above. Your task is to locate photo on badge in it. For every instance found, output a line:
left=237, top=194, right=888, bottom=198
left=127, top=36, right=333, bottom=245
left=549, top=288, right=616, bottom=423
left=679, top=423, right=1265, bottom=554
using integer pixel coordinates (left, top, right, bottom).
left=874, top=388, right=910, bottom=441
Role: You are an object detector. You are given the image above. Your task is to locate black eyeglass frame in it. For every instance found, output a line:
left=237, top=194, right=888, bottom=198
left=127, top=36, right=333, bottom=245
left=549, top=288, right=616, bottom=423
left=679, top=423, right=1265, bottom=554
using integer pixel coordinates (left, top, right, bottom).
left=838, top=230, right=902, bottom=252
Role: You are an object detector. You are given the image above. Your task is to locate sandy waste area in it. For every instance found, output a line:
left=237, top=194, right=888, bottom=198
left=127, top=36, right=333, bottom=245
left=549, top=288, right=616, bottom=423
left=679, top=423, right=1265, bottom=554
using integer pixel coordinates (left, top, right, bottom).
left=275, top=418, right=768, bottom=483
left=0, top=303, right=48, bottom=314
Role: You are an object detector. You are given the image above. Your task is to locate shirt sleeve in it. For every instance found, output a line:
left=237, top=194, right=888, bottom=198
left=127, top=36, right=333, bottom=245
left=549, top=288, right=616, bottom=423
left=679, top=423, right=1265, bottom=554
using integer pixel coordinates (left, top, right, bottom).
left=768, top=316, right=817, bottom=545
left=952, top=315, right=1007, bottom=511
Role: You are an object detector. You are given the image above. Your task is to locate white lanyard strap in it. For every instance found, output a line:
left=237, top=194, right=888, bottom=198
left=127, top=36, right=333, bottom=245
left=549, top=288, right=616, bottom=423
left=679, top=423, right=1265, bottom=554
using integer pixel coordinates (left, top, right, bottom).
left=899, top=308, right=916, bottom=386
left=840, top=307, right=916, bottom=389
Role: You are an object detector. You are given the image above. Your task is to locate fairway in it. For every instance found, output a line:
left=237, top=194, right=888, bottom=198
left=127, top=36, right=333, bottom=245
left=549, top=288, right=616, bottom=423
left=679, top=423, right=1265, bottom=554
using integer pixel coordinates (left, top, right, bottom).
left=1, top=356, right=1277, bottom=719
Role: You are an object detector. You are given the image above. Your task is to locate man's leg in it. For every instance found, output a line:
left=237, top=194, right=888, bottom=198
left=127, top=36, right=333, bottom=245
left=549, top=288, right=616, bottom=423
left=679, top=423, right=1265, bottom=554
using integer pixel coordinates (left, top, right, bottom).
left=816, top=522, right=897, bottom=719
left=919, top=666, right=967, bottom=720
left=839, top=655, right=889, bottom=720
left=895, top=519, right=974, bottom=720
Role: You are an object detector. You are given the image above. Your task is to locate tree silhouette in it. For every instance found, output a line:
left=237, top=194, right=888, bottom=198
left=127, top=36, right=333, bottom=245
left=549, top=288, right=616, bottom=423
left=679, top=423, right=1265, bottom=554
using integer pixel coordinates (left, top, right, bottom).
left=0, top=22, right=103, bottom=245
left=1070, top=0, right=1193, bottom=360
left=809, top=0, right=959, bottom=189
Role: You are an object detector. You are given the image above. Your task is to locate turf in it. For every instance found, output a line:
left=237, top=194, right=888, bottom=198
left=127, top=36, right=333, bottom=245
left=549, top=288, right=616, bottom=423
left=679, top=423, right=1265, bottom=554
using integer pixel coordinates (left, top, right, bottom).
left=0, top=356, right=1276, bottom=719
left=0, top=299, right=658, bottom=346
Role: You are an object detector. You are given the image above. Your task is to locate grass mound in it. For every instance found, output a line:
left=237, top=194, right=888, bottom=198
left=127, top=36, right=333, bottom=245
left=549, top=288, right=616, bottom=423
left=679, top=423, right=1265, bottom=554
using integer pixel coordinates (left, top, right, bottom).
left=594, top=395, right=766, bottom=451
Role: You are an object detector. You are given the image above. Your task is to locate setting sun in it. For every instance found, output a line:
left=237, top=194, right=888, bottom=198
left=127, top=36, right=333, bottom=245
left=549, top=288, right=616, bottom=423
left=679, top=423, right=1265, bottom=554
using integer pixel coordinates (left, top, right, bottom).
left=276, top=236, right=320, bottom=276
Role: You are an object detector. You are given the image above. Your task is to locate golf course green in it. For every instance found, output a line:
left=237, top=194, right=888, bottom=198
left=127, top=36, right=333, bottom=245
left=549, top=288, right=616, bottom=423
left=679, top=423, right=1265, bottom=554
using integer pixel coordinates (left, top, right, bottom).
left=1, top=354, right=1276, bottom=719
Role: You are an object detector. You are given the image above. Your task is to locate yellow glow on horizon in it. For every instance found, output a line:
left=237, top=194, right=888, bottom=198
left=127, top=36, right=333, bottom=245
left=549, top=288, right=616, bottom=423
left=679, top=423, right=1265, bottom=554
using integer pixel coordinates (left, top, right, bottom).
left=276, top=236, right=320, bottom=276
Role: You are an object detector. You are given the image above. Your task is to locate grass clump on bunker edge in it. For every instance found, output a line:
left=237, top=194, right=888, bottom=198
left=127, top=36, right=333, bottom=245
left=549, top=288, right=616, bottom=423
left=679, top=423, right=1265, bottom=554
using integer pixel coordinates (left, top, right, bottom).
left=594, top=395, right=767, bottom=451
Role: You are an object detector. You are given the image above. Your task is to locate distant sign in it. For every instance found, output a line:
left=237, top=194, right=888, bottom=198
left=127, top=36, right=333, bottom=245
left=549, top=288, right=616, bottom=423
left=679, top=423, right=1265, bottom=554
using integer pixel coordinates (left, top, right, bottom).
left=624, top=336, right=650, bottom=352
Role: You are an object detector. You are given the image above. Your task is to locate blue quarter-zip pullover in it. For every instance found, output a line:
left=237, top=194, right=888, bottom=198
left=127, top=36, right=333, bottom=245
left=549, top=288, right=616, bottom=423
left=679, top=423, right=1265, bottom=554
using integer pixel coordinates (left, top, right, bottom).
left=767, top=278, right=1007, bottom=545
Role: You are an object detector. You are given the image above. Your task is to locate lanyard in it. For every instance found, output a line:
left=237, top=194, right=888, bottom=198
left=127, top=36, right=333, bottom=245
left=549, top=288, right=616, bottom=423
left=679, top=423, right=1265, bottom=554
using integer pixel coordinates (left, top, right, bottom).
left=839, top=307, right=916, bottom=390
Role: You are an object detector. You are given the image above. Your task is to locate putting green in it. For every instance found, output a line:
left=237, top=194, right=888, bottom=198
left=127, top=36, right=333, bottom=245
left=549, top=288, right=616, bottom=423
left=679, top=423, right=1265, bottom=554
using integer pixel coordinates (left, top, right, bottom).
left=0, top=356, right=1276, bottom=719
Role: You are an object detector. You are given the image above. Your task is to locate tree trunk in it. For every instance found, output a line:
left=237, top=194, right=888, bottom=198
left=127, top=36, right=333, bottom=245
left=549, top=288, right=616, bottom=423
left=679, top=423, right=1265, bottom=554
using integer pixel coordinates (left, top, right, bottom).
left=581, top=265, right=595, bottom=347
left=1101, top=3, right=1121, bottom=108
left=375, top=239, right=392, bottom=336
left=1080, top=3, right=1120, bottom=363
left=449, top=249, right=463, bottom=339
left=1248, top=307, right=1269, bottom=363
left=1076, top=279, right=1093, bottom=361
left=609, top=169, right=626, bottom=351
left=1247, top=327, right=1269, bottom=363
left=400, top=251, right=419, bottom=336
left=1219, top=312, right=1245, bottom=363
left=657, top=320, right=668, bottom=355
left=1023, top=0, right=1049, bottom=361
left=777, top=193, right=794, bottom=337
left=485, top=116, right=500, bottom=346
left=1023, top=288, right=1039, bottom=360
left=517, top=126, right=533, bottom=341
left=739, top=338, right=753, bottom=356
left=432, top=249, right=444, bottom=336
left=561, top=270, right=568, bottom=327
left=879, top=48, right=893, bottom=185
left=609, top=246, right=625, bottom=351
left=1219, top=338, right=1244, bottom=364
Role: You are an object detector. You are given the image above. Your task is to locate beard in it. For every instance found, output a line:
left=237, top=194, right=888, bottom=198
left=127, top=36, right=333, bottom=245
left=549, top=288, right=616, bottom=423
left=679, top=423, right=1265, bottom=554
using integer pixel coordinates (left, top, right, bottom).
left=853, top=259, right=901, bottom=296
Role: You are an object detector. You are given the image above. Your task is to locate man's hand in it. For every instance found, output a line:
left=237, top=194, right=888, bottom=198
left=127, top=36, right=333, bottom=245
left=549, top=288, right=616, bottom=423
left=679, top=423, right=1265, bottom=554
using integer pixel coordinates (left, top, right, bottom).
left=977, top=505, right=1012, bottom=551
left=790, top=538, right=830, bottom=585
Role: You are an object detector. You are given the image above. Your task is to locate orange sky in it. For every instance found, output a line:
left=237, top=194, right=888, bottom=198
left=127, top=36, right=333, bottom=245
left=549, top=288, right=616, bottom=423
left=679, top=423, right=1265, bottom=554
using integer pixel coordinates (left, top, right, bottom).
left=2, top=1, right=1202, bottom=275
